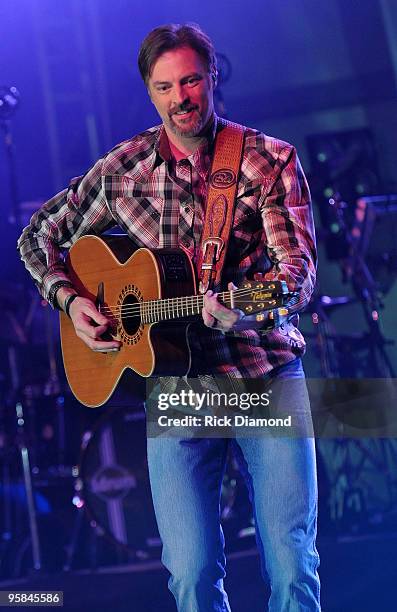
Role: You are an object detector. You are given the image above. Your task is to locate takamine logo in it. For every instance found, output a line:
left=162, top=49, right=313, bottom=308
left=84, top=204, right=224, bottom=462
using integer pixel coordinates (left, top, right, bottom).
left=210, top=168, right=236, bottom=189
left=253, top=291, right=272, bottom=302
left=90, top=465, right=137, bottom=500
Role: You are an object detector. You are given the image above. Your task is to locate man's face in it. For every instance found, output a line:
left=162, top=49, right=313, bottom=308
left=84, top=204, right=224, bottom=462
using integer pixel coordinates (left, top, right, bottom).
left=147, top=46, right=215, bottom=139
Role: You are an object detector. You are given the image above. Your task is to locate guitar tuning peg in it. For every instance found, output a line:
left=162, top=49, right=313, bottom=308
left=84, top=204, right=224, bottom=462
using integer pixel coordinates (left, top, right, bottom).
left=264, top=272, right=275, bottom=280
left=263, top=272, right=287, bottom=283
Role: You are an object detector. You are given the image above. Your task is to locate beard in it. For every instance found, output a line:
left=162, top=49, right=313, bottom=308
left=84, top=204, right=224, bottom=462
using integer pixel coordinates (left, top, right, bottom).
left=167, top=105, right=207, bottom=138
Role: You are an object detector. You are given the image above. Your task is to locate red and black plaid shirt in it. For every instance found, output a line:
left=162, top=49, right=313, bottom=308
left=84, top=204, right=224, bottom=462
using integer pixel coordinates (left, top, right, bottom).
left=18, top=117, right=316, bottom=377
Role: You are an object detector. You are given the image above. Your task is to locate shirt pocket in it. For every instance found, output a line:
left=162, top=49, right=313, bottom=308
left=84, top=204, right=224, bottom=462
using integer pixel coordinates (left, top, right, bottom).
left=105, top=175, right=163, bottom=248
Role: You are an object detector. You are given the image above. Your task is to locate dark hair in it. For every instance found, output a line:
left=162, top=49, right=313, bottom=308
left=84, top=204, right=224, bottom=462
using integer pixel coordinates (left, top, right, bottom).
left=138, top=23, right=217, bottom=86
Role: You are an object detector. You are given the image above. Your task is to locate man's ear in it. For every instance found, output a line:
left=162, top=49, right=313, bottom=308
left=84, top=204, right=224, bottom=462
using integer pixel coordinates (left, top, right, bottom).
left=211, top=70, right=218, bottom=89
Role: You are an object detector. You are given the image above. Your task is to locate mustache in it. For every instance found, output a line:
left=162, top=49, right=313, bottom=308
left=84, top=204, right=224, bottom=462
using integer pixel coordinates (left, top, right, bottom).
left=169, top=102, right=198, bottom=116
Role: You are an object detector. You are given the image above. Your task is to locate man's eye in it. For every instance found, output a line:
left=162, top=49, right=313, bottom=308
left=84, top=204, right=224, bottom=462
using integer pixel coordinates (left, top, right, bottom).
left=187, top=77, right=200, bottom=86
left=157, top=85, right=170, bottom=93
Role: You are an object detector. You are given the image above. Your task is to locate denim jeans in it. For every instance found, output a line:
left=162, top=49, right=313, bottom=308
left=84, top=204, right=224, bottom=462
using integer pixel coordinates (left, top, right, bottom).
left=147, top=359, right=321, bottom=611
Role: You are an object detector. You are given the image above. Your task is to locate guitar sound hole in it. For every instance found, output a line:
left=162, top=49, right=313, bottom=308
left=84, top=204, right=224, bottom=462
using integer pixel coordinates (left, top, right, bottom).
left=121, top=294, right=141, bottom=336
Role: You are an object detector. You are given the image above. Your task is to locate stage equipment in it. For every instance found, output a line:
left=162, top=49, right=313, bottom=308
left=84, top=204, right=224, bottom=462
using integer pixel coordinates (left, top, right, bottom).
left=317, top=439, right=397, bottom=535
left=73, top=405, right=160, bottom=557
left=303, top=186, right=397, bottom=534
left=350, top=194, right=397, bottom=295
left=306, top=127, right=381, bottom=261
left=59, top=405, right=254, bottom=567
left=0, top=86, right=19, bottom=120
left=305, top=189, right=396, bottom=379
left=0, top=280, right=75, bottom=576
left=342, top=194, right=396, bottom=377
left=0, top=85, right=21, bottom=227
left=306, top=127, right=381, bottom=205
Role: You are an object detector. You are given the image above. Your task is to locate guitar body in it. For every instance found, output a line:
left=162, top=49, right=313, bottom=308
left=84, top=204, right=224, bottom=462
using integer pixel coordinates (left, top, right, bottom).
left=60, top=235, right=196, bottom=407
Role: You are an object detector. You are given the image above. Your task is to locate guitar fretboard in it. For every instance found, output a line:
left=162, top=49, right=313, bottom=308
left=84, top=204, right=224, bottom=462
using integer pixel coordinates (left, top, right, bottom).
left=140, top=292, right=233, bottom=324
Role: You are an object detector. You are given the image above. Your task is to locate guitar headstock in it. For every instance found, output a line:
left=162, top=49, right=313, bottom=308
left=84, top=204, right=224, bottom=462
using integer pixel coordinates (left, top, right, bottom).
left=232, top=280, right=298, bottom=319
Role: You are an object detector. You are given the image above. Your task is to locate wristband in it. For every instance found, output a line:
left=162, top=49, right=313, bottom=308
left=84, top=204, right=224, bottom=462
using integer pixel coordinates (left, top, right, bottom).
left=64, top=293, right=79, bottom=318
left=50, top=280, right=75, bottom=309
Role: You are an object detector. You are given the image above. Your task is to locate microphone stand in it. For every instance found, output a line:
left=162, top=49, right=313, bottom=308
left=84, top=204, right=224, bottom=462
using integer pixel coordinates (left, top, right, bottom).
left=0, top=86, right=21, bottom=227
left=1, top=85, right=42, bottom=571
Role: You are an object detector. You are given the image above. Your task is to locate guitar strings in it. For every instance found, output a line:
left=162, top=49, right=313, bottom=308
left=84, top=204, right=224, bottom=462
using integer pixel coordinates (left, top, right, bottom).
left=99, top=299, right=279, bottom=315
left=98, top=292, right=285, bottom=314
left=97, top=287, right=282, bottom=312
left=94, top=287, right=286, bottom=320
left=99, top=302, right=271, bottom=318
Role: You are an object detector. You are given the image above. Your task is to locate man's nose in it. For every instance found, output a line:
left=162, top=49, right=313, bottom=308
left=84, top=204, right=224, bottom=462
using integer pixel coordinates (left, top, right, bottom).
left=173, top=84, right=189, bottom=106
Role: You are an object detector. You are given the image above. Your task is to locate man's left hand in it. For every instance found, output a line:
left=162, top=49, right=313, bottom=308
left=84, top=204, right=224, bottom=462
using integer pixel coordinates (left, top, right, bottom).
left=202, top=282, right=267, bottom=333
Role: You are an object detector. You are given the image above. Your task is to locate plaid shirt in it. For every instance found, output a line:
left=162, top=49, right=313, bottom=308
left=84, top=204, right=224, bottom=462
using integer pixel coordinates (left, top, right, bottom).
left=18, top=116, right=316, bottom=377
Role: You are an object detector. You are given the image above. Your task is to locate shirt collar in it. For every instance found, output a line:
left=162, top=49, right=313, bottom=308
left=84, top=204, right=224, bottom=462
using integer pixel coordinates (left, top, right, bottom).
left=154, top=114, right=218, bottom=167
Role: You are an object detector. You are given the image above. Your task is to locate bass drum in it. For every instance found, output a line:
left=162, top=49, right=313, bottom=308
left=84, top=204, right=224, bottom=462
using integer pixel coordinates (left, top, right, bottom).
left=79, top=406, right=255, bottom=556
left=79, top=406, right=161, bottom=556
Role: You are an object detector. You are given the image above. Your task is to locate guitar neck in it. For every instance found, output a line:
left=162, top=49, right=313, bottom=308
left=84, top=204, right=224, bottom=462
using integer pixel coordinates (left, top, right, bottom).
left=140, top=291, right=233, bottom=324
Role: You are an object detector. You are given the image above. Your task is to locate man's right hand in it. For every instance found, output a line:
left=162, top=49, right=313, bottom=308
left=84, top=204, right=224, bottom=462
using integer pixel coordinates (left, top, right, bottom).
left=57, top=287, right=121, bottom=352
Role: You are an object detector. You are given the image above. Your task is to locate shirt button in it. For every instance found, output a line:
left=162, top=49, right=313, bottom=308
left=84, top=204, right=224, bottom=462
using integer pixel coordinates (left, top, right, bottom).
left=182, top=239, right=190, bottom=247
left=183, top=207, right=191, bottom=213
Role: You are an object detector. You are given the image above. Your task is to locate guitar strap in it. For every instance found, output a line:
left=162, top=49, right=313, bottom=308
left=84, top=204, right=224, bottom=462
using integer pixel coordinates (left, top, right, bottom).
left=197, top=118, right=245, bottom=294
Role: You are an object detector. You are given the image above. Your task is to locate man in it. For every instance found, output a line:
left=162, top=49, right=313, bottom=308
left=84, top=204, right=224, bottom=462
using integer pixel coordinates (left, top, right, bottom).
left=18, top=23, right=320, bottom=611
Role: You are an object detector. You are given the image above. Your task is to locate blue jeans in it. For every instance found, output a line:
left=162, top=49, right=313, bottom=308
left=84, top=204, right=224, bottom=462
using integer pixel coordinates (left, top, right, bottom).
left=147, top=359, right=321, bottom=611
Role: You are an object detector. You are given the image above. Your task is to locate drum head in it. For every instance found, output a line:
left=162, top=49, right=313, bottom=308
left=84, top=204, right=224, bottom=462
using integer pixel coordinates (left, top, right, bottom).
left=80, top=407, right=255, bottom=555
left=79, top=406, right=160, bottom=554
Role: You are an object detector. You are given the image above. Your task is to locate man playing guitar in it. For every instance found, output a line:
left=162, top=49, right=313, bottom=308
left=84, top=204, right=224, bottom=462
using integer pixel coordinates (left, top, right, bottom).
left=18, top=23, right=320, bottom=611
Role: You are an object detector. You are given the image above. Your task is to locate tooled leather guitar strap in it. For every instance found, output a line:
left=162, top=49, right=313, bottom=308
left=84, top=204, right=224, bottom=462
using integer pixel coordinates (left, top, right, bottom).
left=198, top=119, right=245, bottom=294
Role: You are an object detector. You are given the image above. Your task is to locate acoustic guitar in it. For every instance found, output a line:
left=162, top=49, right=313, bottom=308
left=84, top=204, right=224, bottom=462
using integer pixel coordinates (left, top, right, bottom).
left=60, top=235, right=295, bottom=407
